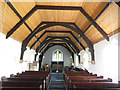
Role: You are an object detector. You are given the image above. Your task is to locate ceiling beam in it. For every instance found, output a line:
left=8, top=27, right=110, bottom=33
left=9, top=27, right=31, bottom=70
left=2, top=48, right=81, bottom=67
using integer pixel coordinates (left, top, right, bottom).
left=39, top=40, right=75, bottom=53
left=40, top=43, right=74, bottom=55
left=6, top=5, right=108, bottom=41
left=30, top=30, right=85, bottom=50
left=41, top=43, right=73, bottom=55
left=39, top=40, right=75, bottom=54
left=20, top=22, right=94, bottom=61
left=5, top=5, right=82, bottom=38
left=83, top=2, right=111, bottom=34
left=115, top=1, right=120, bottom=7
left=39, top=39, right=76, bottom=54
left=6, top=5, right=38, bottom=38
left=79, top=7, right=109, bottom=41
left=48, top=36, right=80, bottom=52
left=5, top=0, right=41, bottom=43
left=35, top=36, right=79, bottom=53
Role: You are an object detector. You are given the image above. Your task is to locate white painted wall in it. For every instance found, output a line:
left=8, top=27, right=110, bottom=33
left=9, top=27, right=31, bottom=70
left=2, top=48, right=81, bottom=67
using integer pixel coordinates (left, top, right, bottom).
left=78, top=33, right=119, bottom=82
left=42, top=45, right=72, bottom=67
left=0, top=32, right=35, bottom=78
left=74, top=54, right=79, bottom=67
left=118, top=32, right=120, bottom=82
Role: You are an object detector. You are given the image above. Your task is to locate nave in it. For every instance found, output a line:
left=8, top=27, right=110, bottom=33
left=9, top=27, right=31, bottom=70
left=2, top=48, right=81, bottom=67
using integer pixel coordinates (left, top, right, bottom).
left=0, top=0, right=120, bottom=90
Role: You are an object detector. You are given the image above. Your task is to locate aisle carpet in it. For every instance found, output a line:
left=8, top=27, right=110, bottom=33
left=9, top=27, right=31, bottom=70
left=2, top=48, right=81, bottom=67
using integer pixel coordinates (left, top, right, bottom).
left=48, top=73, right=66, bottom=90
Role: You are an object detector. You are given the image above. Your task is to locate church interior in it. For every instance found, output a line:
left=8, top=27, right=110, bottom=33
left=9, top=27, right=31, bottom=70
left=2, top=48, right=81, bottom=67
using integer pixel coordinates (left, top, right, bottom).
left=0, top=0, right=120, bottom=89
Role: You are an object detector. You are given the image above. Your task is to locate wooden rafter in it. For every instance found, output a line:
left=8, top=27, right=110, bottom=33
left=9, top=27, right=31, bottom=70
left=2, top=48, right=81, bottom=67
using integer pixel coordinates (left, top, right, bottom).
left=40, top=43, right=74, bottom=55
left=115, top=1, right=120, bottom=7
left=6, top=5, right=109, bottom=42
left=41, top=43, right=74, bottom=55
left=20, top=22, right=94, bottom=61
left=38, top=40, right=75, bottom=53
left=79, top=7, right=109, bottom=41
left=39, top=40, right=76, bottom=54
left=38, top=40, right=74, bottom=53
left=35, top=36, right=79, bottom=53
left=5, top=1, right=41, bottom=43
left=30, top=30, right=85, bottom=50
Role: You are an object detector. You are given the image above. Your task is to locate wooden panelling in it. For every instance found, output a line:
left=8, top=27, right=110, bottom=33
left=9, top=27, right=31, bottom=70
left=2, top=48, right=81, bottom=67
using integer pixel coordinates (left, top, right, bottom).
left=25, top=11, right=42, bottom=30
left=35, top=2, right=83, bottom=7
left=0, top=2, right=20, bottom=35
left=11, top=24, right=31, bottom=42
left=85, top=2, right=119, bottom=44
left=85, top=25, right=103, bottom=44
left=96, top=2, right=119, bottom=35
left=32, top=40, right=40, bottom=50
left=28, top=37, right=37, bottom=48
left=11, top=2, right=36, bottom=17
left=37, top=10, right=79, bottom=22
left=79, top=38, right=88, bottom=48
left=75, top=11, right=90, bottom=32
left=75, top=2, right=108, bottom=32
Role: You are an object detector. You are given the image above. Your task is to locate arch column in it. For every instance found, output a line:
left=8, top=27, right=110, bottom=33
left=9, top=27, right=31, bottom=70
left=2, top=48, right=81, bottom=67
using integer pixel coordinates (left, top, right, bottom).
left=74, top=54, right=79, bottom=67
left=34, top=53, right=38, bottom=61
left=38, top=53, right=43, bottom=71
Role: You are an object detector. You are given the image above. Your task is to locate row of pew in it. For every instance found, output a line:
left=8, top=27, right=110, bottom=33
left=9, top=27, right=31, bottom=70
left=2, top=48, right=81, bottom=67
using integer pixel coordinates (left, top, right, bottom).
left=0, top=71, right=51, bottom=90
left=65, top=71, right=120, bottom=90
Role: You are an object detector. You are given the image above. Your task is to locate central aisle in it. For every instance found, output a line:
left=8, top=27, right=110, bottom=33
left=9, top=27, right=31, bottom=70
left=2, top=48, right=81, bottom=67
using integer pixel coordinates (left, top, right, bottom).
left=48, top=73, right=66, bottom=90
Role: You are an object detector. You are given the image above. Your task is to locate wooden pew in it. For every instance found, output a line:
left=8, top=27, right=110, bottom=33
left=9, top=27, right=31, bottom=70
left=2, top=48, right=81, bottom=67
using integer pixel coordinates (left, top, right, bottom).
left=67, top=78, right=112, bottom=89
left=68, top=76, right=103, bottom=79
left=1, top=81, right=43, bottom=87
left=5, top=77, right=46, bottom=89
left=0, top=87, right=41, bottom=90
left=5, top=77, right=45, bottom=81
left=22, top=71, right=50, bottom=74
left=15, top=74, right=50, bottom=88
left=72, top=82, right=120, bottom=89
left=64, top=71, right=118, bottom=90
left=1, top=71, right=51, bottom=90
left=70, top=78, right=112, bottom=83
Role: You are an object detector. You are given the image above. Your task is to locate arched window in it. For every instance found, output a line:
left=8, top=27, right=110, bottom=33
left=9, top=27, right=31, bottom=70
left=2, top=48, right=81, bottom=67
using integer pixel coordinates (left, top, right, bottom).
left=52, top=49, right=63, bottom=61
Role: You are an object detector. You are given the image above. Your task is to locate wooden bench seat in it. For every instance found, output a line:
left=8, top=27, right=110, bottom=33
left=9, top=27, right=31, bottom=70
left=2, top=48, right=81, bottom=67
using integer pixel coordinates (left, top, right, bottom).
left=0, top=87, right=41, bottom=90
left=72, top=82, right=120, bottom=88
left=21, top=72, right=49, bottom=74
left=66, top=78, right=112, bottom=89
left=70, top=78, right=112, bottom=82
left=1, top=81, right=43, bottom=87
left=5, top=77, right=45, bottom=81
left=68, top=76, right=103, bottom=79
left=0, top=71, right=51, bottom=90
left=14, top=75, right=47, bottom=77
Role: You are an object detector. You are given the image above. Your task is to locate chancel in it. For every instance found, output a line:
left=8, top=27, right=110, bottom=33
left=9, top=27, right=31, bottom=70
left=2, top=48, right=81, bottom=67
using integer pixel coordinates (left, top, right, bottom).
left=0, top=0, right=120, bottom=90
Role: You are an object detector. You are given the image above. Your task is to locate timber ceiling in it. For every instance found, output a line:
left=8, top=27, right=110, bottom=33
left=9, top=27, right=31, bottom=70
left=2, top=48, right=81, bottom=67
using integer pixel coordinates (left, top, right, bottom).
left=0, top=1, right=119, bottom=54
